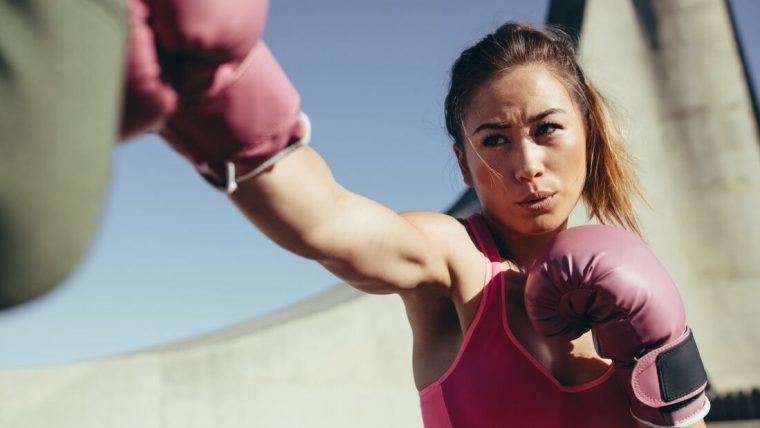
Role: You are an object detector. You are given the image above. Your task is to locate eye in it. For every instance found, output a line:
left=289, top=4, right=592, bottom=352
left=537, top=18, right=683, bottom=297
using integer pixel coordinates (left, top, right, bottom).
left=535, top=122, right=562, bottom=138
left=483, top=134, right=510, bottom=147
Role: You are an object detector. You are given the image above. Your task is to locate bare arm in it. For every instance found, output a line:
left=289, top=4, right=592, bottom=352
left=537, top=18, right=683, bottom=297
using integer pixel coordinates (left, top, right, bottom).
left=230, top=146, right=453, bottom=295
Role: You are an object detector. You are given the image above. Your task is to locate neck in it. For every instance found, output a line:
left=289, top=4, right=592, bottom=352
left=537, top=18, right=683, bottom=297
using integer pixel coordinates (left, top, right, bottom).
left=482, top=213, right=568, bottom=271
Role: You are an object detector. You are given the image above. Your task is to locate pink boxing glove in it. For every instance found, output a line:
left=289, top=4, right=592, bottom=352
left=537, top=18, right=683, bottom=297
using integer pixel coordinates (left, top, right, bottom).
left=151, top=0, right=268, bottom=63
left=151, top=0, right=310, bottom=193
left=120, top=0, right=178, bottom=140
left=525, top=225, right=710, bottom=427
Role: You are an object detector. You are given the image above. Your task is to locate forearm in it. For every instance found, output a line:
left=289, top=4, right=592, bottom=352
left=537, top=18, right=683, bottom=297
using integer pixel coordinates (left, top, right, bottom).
left=230, top=145, right=370, bottom=262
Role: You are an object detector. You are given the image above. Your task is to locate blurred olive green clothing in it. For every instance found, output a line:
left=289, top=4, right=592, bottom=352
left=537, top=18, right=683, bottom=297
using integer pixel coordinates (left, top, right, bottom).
left=0, top=0, right=127, bottom=309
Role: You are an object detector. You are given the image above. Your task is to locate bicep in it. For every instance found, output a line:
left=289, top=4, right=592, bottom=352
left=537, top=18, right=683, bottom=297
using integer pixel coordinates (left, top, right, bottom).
left=313, top=205, right=454, bottom=295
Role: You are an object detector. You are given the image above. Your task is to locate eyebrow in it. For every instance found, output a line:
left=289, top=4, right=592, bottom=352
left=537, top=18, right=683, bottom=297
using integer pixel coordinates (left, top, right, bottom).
left=470, top=108, right=567, bottom=136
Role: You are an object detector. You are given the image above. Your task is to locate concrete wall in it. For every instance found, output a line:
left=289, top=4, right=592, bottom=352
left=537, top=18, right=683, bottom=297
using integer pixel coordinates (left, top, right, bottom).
left=0, top=287, right=421, bottom=428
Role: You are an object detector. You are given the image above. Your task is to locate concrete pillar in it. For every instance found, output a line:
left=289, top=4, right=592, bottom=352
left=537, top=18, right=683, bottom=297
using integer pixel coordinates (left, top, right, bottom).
left=577, top=0, right=760, bottom=391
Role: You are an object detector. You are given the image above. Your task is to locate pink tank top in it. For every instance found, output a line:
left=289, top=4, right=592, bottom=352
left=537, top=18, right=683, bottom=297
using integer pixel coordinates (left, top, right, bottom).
left=418, top=214, right=638, bottom=428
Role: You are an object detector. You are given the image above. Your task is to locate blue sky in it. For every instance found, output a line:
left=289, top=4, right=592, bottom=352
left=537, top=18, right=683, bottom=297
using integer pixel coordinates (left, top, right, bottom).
left=0, top=0, right=757, bottom=370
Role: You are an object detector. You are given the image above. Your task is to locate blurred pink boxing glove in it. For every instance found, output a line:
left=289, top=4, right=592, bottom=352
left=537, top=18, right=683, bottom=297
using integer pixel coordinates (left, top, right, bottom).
left=525, top=225, right=710, bottom=428
left=152, top=0, right=310, bottom=193
left=120, top=0, right=178, bottom=139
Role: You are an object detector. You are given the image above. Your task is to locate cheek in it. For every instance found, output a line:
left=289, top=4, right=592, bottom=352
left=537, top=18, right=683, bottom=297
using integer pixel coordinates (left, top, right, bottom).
left=551, top=132, right=587, bottom=194
left=567, top=139, right=587, bottom=179
left=464, top=147, right=502, bottom=185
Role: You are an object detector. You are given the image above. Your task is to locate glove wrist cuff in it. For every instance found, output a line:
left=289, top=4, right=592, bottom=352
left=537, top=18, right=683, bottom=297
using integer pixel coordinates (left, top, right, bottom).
left=631, top=395, right=710, bottom=428
left=198, top=112, right=311, bottom=194
left=630, top=328, right=708, bottom=407
left=626, top=328, right=709, bottom=427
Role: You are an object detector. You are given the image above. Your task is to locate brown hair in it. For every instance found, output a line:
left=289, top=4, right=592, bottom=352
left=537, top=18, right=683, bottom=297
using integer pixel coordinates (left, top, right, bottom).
left=445, top=23, right=643, bottom=234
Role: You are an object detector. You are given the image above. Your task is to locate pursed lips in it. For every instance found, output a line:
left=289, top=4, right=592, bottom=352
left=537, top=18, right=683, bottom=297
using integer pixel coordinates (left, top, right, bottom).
left=518, top=191, right=556, bottom=211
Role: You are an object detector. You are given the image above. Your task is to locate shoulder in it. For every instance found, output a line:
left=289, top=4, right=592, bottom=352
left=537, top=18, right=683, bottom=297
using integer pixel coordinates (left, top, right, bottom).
left=400, top=211, right=480, bottom=265
left=399, top=211, right=489, bottom=299
left=400, top=211, right=469, bottom=242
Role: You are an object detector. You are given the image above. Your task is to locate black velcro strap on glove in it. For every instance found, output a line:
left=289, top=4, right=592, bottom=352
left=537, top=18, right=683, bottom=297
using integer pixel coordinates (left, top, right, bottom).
left=657, top=330, right=708, bottom=402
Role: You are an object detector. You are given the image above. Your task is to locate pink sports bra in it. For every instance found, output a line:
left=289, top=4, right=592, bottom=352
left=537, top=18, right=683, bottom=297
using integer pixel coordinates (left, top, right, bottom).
left=418, top=214, right=638, bottom=427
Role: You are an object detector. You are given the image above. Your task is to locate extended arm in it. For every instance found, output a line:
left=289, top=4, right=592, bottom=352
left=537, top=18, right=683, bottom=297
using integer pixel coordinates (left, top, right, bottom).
left=120, top=0, right=452, bottom=295
left=230, top=145, right=452, bottom=295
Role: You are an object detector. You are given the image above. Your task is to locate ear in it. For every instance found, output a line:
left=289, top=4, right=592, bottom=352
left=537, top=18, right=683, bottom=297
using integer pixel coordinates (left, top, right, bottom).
left=453, top=144, right=473, bottom=187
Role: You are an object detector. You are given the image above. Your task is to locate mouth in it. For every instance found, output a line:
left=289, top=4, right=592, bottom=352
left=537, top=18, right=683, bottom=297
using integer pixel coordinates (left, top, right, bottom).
left=518, top=191, right=556, bottom=212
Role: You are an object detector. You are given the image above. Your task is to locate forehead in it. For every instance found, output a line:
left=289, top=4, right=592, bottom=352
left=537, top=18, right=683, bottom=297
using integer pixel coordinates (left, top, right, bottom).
left=463, top=65, right=577, bottom=131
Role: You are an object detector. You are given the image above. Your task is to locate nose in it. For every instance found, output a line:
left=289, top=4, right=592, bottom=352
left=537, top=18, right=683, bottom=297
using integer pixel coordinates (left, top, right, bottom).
left=513, top=140, right=545, bottom=183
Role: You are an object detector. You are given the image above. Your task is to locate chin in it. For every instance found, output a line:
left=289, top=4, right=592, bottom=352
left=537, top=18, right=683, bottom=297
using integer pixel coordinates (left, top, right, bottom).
left=514, top=213, right=569, bottom=236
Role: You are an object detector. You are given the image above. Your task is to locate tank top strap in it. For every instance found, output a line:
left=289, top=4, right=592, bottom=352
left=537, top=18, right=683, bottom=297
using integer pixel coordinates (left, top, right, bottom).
left=464, top=214, right=503, bottom=299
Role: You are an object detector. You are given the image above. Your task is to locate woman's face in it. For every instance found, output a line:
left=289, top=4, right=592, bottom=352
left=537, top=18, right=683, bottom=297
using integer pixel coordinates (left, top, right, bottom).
left=456, top=64, right=587, bottom=236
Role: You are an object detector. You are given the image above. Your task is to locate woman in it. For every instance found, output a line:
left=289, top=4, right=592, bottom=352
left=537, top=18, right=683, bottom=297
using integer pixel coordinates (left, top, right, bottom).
left=160, top=22, right=708, bottom=427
